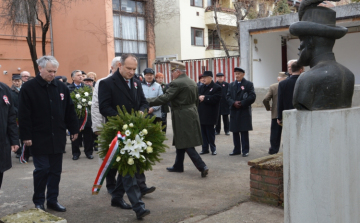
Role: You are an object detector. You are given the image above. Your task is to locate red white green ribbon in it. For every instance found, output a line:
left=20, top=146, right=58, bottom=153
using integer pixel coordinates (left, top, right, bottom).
left=92, top=131, right=123, bottom=195
left=80, top=108, right=88, bottom=131
left=19, top=144, right=27, bottom=164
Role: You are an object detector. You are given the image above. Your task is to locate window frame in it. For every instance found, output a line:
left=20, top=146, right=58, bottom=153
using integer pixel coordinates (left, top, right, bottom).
left=208, top=29, right=220, bottom=49
left=190, top=0, right=204, bottom=8
left=191, top=27, right=205, bottom=47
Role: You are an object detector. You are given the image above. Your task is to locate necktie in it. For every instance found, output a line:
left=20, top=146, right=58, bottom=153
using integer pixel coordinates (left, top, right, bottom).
left=147, top=83, right=151, bottom=87
left=237, top=82, right=241, bottom=90
left=125, top=80, right=129, bottom=84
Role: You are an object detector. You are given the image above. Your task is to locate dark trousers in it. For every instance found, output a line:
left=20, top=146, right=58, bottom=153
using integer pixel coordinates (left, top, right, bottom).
left=71, top=126, right=93, bottom=156
left=232, top=131, right=250, bottom=154
left=201, top=124, right=216, bottom=152
left=111, top=174, right=145, bottom=213
left=106, top=169, right=147, bottom=191
left=0, top=172, right=3, bottom=189
left=93, top=133, right=98, bottom=149
left=32, top=153, right=63, bottom=205
left=269, top=119, right=282, bottom=154
left=215, top=114, right=229, bottom=133
left=173, top=147, right=206, bottom=171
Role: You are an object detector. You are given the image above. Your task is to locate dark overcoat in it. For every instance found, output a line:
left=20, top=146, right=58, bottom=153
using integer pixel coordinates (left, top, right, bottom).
left=216, top=81, right=230, bottom=115
left=98, top=69, right=149, bottom=119
left=19, top=75, right=79, bottom=155
left=226, top=78, right=256, bottom=132
left=0, top=83, right=19, bottom=173
left=277, top=75, right=299, bottom=120
left=148, top=74, right=202, bottom=149
left=198, top=81, right=222, bottom=125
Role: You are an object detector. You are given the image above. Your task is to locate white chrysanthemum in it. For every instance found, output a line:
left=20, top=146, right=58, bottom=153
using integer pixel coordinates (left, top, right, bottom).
left=120, top=149, right=126, bottom=154
left=82, top=98, right=86, bottom=102
left=129, top=123, right=134, bottom=128
left=127, top=158, right=134, bottom=165
left=146, top=146, right=153, bottom=153
left=84, top=92, right=89, bottom=97
left=75, top=94, right=80, bottom=98
left=116, top=156, right=121, bottom=162
left=125, top=130, right=131, bottom=136
left=88, top=101, right=92, bottom=105
left=122, top=124, right=128, bottom=130
left=139, top=132, right=144, bottom=136
left=142, top=129, right=148, bottom=135
left=146, top=141, right=152, bottom=146
left=77, top=105, right=82, bottom=109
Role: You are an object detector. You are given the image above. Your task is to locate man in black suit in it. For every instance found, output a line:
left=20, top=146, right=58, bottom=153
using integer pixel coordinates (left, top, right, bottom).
left=198, top=71, right=221, bottom=155
left=215, top=73, right=230, bottom=135
left=226, top=67, right=256, bottom=157
left=68, top=70, right=93, bottom=160
left=99, top=54, right=150, bottom=220
left=277, top=62, right=304, bottom=126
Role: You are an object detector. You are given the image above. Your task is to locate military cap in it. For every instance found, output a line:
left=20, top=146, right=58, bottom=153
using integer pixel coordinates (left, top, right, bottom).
left=12, top=75, right=21, bottom=80
left=143, top=68, right=155, bottom=74
left=216, top=73, right=224, bottom=76
left=234, top=67, right=245, bottom=73
left=202, top=71, right=213, bottom=77
left=83, top=77, right=94, bottom=82
left=278, top=72, right=287, bottom=78
left=170, top=61, right=186, bottom=71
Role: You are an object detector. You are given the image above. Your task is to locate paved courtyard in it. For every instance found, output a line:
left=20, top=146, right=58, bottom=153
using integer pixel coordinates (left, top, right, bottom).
left=0, top=107, right=284, bottom=223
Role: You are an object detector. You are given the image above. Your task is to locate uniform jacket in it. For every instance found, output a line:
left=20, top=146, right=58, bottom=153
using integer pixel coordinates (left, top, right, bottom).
left=0, top=82, right=19, bottom=173
left=148, top=74, right=202, bottom=149
left=226, top=78, right=256, bottom=132
left=263, top=83, right=279, bottom=119
left=216, top=81, right=230, bottom=115
left=19, top=75, right=79, bottom=155
left=277, top=75, right=299, bottom=120
left=198, top=80, right=222, bottom=125
left=98, top=69, right=149, bottom=119
left=68, top=82, right=92, bottom=129
left=141, top=79, right=163, bottom=118
left=91, top=73, right=112, bottom=132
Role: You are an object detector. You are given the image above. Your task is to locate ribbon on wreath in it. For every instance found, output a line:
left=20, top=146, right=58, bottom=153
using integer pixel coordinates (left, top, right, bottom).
left=79, top=108, right=88, bottom=131
left=19, top=144, right=27, bottom=164
left=92, top=131, right=125, bottom=195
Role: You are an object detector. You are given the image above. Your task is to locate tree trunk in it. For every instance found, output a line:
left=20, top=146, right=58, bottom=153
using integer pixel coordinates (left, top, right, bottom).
left=214, top=5, right=230, bottom=57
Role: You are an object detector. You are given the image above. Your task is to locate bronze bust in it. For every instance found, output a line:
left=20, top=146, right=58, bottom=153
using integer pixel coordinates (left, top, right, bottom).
left=289, top=3, right=355, bottom=110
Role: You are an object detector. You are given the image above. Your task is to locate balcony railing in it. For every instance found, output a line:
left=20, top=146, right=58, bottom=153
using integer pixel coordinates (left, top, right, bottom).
left=206, top=44, right=239, bottom=51
left=205, top=6, right=236, bottom=14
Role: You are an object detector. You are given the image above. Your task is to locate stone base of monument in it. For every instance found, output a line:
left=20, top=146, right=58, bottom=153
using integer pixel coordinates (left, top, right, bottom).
left=283, top=107, right=360, bottom=223
left=0, top=208, right=66, bottom=223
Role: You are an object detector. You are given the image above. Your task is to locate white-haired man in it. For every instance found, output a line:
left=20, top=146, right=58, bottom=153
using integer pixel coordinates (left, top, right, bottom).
left=19, top=56, right=79, bottom=212
left=20, top=71, right=31, bottom=83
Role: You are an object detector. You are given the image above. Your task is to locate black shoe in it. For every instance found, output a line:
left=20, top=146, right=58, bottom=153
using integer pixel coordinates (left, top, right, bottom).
left=94, top=147, right=98, bottom=151
left=35, top=204, right=45, bottom=211
left=201, top=166, right=209, bottom=178
left=229, top=152, right=241, bottom=156
left=212, top=151, right=217, bottom=155
left=136, top=209, right=150, bottom=220
left=166, top=167, right=183, bottom=172
left=225, top=132, right=230, bottom=135
left=215, top=132, right=220, bottom=135
left=141, top=186, right=156, bottom=196
left=47, top=202, right=66, bottom=212
left=86, top=155, right=94, bottom=159
left=199, top=151, right=209, bottom=155
left=111, top=198, right=132, bottom=209
left=242, top=153, right=249, bottom=157
left=72, top=155, right=79, bottom=160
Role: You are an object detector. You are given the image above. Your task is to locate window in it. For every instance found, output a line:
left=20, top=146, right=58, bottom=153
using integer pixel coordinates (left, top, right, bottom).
left=191, top=28, right=204, bottom=46
left=190, top=0, right=203, bottom=7
left=113, top=0, right=147, bottom=55
left=208, top=29, right=220, bottom=49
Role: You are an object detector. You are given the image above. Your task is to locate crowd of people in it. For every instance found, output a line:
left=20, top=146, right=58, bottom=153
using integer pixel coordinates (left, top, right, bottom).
left=0, top=53, right=302, bottom=220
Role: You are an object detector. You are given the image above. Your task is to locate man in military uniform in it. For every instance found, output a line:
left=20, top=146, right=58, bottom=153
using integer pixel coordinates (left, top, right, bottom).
left=215, top=73, right=230, bottom=135
left=147, top=61, right=209, bottom=177
left=226, top=67, right=256, bottom=157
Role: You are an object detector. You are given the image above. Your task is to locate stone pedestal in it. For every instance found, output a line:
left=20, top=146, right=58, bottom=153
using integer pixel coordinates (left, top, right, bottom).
left=283, top=107, right=360, bottom=223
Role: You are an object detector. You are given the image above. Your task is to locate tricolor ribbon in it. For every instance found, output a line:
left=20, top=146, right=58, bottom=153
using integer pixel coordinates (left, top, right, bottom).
left=19, top=144, right=27, bottom=164
left=80, top=108, right=88, bottom=131
left=92, top=131, right=123, bottom=195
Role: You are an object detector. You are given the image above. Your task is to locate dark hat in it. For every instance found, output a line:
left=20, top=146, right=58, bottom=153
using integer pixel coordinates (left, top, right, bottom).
left=216, top=73, right=224, bottom=77
left=83, top=78, right=94, bottom=82
left=290, top=7, right=347, bottom=39
left=12, top=75, right=21, bottom=80
left=55, top=76, right=63, bottom=80
left=202, top=71, right=213, bottom=77
left=81, top=70, right=86, bottom=75
left=143, top=68, right=155, bottom=75
left=199, top=74, right=203, bottom=79
left=234, top=67, right=245, bottom=73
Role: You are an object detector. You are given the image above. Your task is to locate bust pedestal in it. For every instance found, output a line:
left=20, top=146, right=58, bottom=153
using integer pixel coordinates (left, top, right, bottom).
left=283, top=107, right=360, bottom=223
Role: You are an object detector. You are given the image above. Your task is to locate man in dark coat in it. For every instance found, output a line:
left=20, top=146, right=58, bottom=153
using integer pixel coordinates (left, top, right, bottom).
left=68, top=70, right=93, bottom=160
left=277, top=62, right=304, bottom=125
left=99, top=54, right=150, bottom=220
left=215, top=73, right=230, bottom=135
left=10, top=75, right=23, bottom=158
left=198, top=71, right=221, bottom=155
left=0, top=82, right=19, bottom=189
left=147, top=61, right=209, bottom=177
left=19, top=56, right=79, bottom=212
left=226, top=67, right=256, bottom=157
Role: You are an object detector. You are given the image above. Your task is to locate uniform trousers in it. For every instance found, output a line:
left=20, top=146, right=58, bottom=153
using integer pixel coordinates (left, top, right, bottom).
left=215, top=114, right=229, bottom=133
left=32, top=153, right=63, bottom=205
left=0, top=172, right=3, bottom=189
left=201, top=124, right=216, bottom=153
left=232, top=131, right=250, bottom=154
left=71, top=126, right=93, bottom=156
left=173, top=147, right=207, bottom=171
left=111, top=173, right=145, bottom=213
left=269, top=119, right=282, bottom=154
left=106, top=169, right=147, bottom=192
